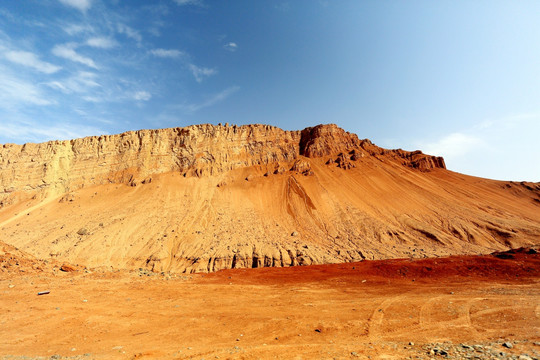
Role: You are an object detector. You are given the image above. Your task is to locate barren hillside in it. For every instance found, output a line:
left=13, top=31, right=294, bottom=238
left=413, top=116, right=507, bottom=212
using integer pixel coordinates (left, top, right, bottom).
left=0, top=123, right=539, bottom=273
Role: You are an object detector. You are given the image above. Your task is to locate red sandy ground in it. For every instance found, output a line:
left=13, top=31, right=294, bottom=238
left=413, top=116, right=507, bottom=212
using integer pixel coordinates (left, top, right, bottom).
left=1, top=249, right=539, bottom=359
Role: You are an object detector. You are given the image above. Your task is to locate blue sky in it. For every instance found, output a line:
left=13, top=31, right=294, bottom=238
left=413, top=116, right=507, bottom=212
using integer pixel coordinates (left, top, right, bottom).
left=1, top=1, right=539, bottom=181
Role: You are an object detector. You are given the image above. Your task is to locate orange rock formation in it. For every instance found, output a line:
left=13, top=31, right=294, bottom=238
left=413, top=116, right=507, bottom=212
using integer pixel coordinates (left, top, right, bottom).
left=0, top=124, right=538, bottom=273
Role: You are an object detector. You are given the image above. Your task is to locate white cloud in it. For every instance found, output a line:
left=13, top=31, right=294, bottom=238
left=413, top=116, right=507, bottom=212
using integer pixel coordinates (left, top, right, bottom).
left=81, top=96, right=102, bottom=103
left=148, top=27, right=161, bottom=37
left=46, top=71, right=100, bottom=94
left=421, top=132, right=483, bottom=159
left=134, top=91, right=151, bottom=101
left=73, top=108, right=88, bottom=116
left=86, top=37, right=117, bottom=49
left=0, top=120, right=106, bottom=143
left=0, top=8, right=15, bottom=23
left=150, top=48, right=183, bottom=58
left=58, top=0, right=92, bottom=12
left=188, top=63, right=217, bottom=82
left=184, top=86, right=239, bottom=112
left=0, top=68, right=53, bottom=108
left=52, top=43, right=98, bottom=68
left=411, top=114, right=540, bottom=181
left=117, top=23, right=142, bottom=43
left=63, top=23, right=93, bottom=35
left=46, top=81, right=69, bottom=92
left=223, top=42, right=238, bottom=52
left=4, top=50, right=61, bottom=74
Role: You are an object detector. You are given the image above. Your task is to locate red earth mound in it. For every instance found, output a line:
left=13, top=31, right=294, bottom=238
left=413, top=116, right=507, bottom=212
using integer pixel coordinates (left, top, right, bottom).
left=200, top=247, right=540, bottom=285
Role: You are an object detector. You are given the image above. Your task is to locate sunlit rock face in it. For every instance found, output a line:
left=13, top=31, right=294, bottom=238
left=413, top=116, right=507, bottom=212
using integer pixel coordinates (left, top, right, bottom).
left=2, top=123, right=538, bottom=274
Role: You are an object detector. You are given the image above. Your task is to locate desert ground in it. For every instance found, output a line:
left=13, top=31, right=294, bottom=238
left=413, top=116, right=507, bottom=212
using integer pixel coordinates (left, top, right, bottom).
left=1, top=125, right=539, bottom=359
left=1, top=248, right=539, bottom=360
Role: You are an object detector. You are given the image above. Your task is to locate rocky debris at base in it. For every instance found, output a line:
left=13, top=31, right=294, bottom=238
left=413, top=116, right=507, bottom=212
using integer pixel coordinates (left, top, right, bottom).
left=418, top=340, right=539, bottom=360
left=1, top=338, right=538, bottom=360
left=0, top=241, right=55, bottom=275
left=60, top=264, right=77, bottom=272
left=136, top=267, right=192, bottom=281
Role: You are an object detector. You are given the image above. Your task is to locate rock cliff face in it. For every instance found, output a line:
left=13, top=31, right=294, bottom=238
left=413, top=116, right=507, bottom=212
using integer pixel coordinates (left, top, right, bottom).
left=1, top=123, right=538, bottom=274
left=0, top=123, right=443, bottom=207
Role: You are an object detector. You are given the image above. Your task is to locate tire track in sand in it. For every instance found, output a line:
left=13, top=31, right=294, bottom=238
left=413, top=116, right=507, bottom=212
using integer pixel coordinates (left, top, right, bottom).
left=366, top=291, right=413, bottom=341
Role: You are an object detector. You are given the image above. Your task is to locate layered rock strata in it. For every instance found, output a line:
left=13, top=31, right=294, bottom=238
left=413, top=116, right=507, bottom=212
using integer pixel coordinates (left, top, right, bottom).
left=3, top=123, right=537, bottom=275
left=0, top=124, right=443, bottom=207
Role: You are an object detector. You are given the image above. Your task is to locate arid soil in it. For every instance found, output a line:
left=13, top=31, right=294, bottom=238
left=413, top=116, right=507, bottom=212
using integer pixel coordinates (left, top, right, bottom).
left=1, top=249, right=539, bottom=359
left=1, top=124, right=539, bottom=359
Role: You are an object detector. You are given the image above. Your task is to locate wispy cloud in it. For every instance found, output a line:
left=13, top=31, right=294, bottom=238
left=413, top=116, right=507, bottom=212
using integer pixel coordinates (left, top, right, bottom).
left=117, top=23, right=142, bottom=43
left=421, top=133, right=483, bottom=159
left=414, top=114, right=540, bottom=181
left=420, top=113, right=540, bottom=160
left=150, top=48, right=183, bottom=58
left=58, top=0, right=92, bottom=13
left=134, top=91, right=151, bottom=101
left=46, top=71, right=100, bottom=94
left=188, top=63, right=216, bottom=82
left=184, top=86, right=239, bottom=112
left=173, top=0, right=205, bottom=6
left=0, top=67, right=53, bottom=108
left=0, top=8, right=46, bottom=28
left=0, top=119, right=106, bottom=143
left=63, top=23, right=93, bottom=35
left=223, top=42, right=238, bottom=52
left=52, top=43, right=98, bottom=68
left=0, top=8, right=15, bottom=23
left=0, top=1, right=229, bottom=145
left=4, top=50, right=61, bottom=74
left=81, top=95, right=103, bottom=103
left=86, top=37, right=117, bottom=49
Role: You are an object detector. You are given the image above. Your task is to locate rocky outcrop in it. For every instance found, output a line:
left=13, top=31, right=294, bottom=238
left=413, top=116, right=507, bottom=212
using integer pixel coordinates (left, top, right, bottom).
left=391, top=149, right=446, bottom=171
left=299, top=124, right=362, bottom=157
left=0, top=124, right=299, bottom=206
left=290, top=159, right=313, bottom=176
left=358, top=142, right=446, bottom=171
left=1, top=123, right=540, bottom=275
left=0, top=123, right=445, bottom=207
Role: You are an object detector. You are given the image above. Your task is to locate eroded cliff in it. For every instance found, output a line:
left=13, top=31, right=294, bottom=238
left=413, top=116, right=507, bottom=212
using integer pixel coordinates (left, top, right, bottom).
left=1, top=123, right=538, bottom=274
left=0, top=123, right=443, bottom=207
